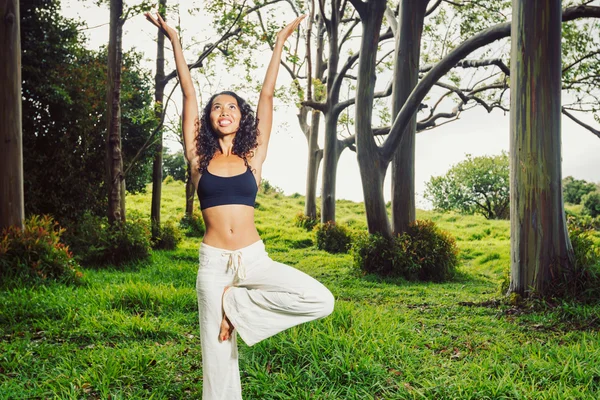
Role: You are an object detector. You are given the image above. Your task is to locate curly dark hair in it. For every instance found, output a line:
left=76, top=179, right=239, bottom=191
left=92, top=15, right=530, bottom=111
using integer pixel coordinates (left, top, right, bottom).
left=196, top=91, right=259, bottom=173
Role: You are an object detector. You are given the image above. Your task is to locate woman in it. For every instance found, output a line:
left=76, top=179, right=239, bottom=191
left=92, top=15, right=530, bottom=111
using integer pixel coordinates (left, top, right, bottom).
left=145, top=12, right=335, bottom=400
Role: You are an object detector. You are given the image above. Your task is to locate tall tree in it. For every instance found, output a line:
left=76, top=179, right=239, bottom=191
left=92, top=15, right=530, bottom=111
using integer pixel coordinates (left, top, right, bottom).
left=390, top=0, right=429, bottom=234
left=20, top=0, right=156, bottom=223
left=0, top=0, right=24, bottom=231
left=351, top=2, right=600, bottom=238
left=151, top=0, right=167, bottom=237
left=106, top=0, right=126, bottom=223
left=508, top=0, right=573, bottom=296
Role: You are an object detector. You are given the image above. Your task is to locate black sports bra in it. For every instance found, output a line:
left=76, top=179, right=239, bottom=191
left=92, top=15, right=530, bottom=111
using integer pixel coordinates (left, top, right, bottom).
left=197, top=166, right=258, bottom=210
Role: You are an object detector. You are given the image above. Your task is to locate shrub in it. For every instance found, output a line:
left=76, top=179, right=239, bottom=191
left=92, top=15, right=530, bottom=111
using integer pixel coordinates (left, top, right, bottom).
left=566, top=212, right=600, bottom=232
left=352, top=232, right=396, bottom=275
left=546, top=227, right=600, bottom=300
left=424, top=152, right=509, bottom=219
left=352, top=220, right=459, bottom=282
left=152, top=221, right=182, bottom=250
left=404, top=220, right=459, bottom=282
left=582, top=191, right=600, bottom=218
left=179, top=211, right=205, bottom=237
left=563, top=176, right=597, bottom=204
left=62, top=212, right=151, bottom=266
left=0, top=215, right=82, bottom=285
left=294, top=211, right=320, bottom=231
left=259, top=178, right=284, bottom=195
left=315, top=221, right=352, bottom=254
left=163, top=175, right=175, bottom=185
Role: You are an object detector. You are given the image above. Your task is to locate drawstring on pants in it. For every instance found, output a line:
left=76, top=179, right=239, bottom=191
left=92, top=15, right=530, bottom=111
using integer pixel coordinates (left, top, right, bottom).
left=222, top=250, right=246, bottom=281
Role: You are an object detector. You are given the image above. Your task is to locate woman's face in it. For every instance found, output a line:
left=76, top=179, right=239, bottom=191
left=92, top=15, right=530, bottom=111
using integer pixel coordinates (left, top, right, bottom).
left=209, top=94, right=242, bottom=136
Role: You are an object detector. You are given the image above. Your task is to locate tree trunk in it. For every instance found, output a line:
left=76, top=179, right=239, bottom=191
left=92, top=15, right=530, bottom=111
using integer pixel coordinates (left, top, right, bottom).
left=509, top=0, right=574, bottom=296
left=0, top=0, right=24, bottom=231
left=304, top=16, right=325, bottom=220
left=305, top=110, right=322, bottom=219
left=391, top=0, right=428, bottom=235
left=353, top=0, right=390, bottom=236
left=321, top=113, right=341, bottom=222
left=185, top=161, right=195, bottom=216
left=106, top=0, right=125, bottom=224
left=320, top=0, right=341, bottom=223
left=151, top=0, right=166, bottom=237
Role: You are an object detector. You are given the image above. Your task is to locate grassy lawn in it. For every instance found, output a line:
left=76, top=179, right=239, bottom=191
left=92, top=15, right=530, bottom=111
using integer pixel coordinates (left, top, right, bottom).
left=1, top=180, right=599, bottom=399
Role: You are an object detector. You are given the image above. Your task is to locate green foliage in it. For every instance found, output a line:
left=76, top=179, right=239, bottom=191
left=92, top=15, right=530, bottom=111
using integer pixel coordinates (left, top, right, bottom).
left=546, top=224, right=600, bottom=301
left=179, top=211, right=205, bottom=238
left=163, top=175, right=175, bottom=185
left=152, top=221, right=183, bottom=250
left=163, top=151, right=187, bottom=182
left=0, top=215, right=82, bottom=285
left=563, top=176, right=597, bottom=204
left=351, top=232, right=396, bottom=275
left=353, top=220, right=459, bottom=282
left=21, top=0, right=158, bottom=222
left=425, top=152, right=509, bottom=219
left=3, top=187, right=600, bottom=398
left=62, top=213, right=151, bottom=266
left=315, top=221, right=353, bottom=254
left=582, top=191, right=600, bottom=218
left=294, top=211, right=320, bottom=231
left=259, top=178, right=284, bottom=195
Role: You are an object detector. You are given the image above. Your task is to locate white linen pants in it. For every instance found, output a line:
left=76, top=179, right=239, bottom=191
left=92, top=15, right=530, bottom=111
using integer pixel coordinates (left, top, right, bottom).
left=195, top=239, right=335, bottom=400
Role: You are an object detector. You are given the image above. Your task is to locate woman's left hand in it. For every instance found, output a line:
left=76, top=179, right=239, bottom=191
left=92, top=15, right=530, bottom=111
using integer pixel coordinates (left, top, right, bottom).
left=275, top=15, right=306, bottom=45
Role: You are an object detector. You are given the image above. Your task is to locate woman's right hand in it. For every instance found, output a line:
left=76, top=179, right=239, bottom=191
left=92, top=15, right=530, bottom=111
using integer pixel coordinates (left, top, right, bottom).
left=144, top=12, right=178, bottom=42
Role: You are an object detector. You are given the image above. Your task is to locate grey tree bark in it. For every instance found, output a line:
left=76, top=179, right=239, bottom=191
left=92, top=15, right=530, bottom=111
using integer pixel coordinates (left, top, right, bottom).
left=0, top=0, right=24, bottom=231
left=508, top=0, right=574, bottom=296
left=391, top=0, right=429, bottom=235
left=106, top=0, right=125, bottom=224
left=151, top=0, right=167, bottom=237
left=350, top=0, right=390, bottom=235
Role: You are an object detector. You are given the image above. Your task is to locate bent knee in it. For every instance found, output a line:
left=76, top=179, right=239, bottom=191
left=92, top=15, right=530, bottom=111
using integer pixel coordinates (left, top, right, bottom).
left=317, top=287, right=335, bottom=319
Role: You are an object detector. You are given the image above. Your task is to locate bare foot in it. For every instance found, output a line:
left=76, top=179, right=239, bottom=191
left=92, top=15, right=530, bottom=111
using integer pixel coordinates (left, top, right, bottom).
left=219, top=315, right=234, bottom=341
left=220, top=286, right=235, bottom=341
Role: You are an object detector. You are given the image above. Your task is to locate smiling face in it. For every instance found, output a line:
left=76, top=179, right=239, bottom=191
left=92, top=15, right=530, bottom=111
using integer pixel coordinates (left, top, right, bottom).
left=209, top=94, right=242, bottom=136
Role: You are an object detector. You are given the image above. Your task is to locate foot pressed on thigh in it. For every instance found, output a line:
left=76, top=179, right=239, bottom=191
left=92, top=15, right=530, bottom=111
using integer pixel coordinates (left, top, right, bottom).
left=220, top=286, right=235, bottom=341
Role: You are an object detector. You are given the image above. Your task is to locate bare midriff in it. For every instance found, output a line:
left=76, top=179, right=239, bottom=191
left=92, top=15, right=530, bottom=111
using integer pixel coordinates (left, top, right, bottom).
left=201, top=204, right=260, bottom=250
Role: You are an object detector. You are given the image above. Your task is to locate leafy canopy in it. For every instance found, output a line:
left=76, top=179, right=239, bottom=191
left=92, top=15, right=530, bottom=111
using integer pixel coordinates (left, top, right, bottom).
left=425, top=152, right=510, bottom=220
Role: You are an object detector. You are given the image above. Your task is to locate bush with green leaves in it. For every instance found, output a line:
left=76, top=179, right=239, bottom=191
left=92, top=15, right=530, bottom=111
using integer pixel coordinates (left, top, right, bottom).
left=562, top=176, right=597, bottom=205
left=152, top=221, right=183, bottom=250
left=62, top=213, right=151, bottom=266
left=352, top=220, right=459, bottom=282
left=566, top=211, right=600, bottom=232
left=179, top=211, right=205, bottom=237
left=294, top=211, right=320, bottom=231
left=545, top=225, right=600, bottom=300
left=425, top=152, right=509, bottom=219
left=163, top=150, right=187, bottom=182
left=315, top=221, right=352, bottom=254
left=0, top=215, right=82, bottom=285
left=259, top=179, right=284, bottom=195
left=582, top=191, right=600, bottom=218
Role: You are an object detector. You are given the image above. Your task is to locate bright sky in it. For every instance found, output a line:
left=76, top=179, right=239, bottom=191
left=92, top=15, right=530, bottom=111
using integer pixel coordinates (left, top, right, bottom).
left=61, top=0, right=600, bottom=209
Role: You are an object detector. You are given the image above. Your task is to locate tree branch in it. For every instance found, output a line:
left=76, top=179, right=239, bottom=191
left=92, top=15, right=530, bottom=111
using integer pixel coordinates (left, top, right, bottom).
left=562, top=50, right=600, bottom=73
left=420, top=58, right=510, bottom=75
left=123, top=82, right=179, bottom=178
left=426, top=0, right=444, bottom=16
left=160, top=8, right=244, bottom=86
left=562, top=108, right=600, bottom=139
left=301, top=99, right=329, bottom=113
left=380, top=4, right=600, bottom=164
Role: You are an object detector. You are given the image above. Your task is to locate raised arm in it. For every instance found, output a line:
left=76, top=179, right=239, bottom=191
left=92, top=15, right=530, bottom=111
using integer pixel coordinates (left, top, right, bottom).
left=145, top=12, right=199, bottom=164
left=253, top=15, right=306, bottom=165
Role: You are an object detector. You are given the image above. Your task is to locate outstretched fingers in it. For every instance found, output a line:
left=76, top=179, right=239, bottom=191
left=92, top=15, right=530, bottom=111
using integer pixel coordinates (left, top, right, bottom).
left=277, top=14, right=306, bottom=42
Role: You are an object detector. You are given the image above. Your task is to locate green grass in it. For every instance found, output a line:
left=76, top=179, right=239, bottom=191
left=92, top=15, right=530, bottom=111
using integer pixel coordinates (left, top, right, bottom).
left=1, top=180, right=599, bottom=399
